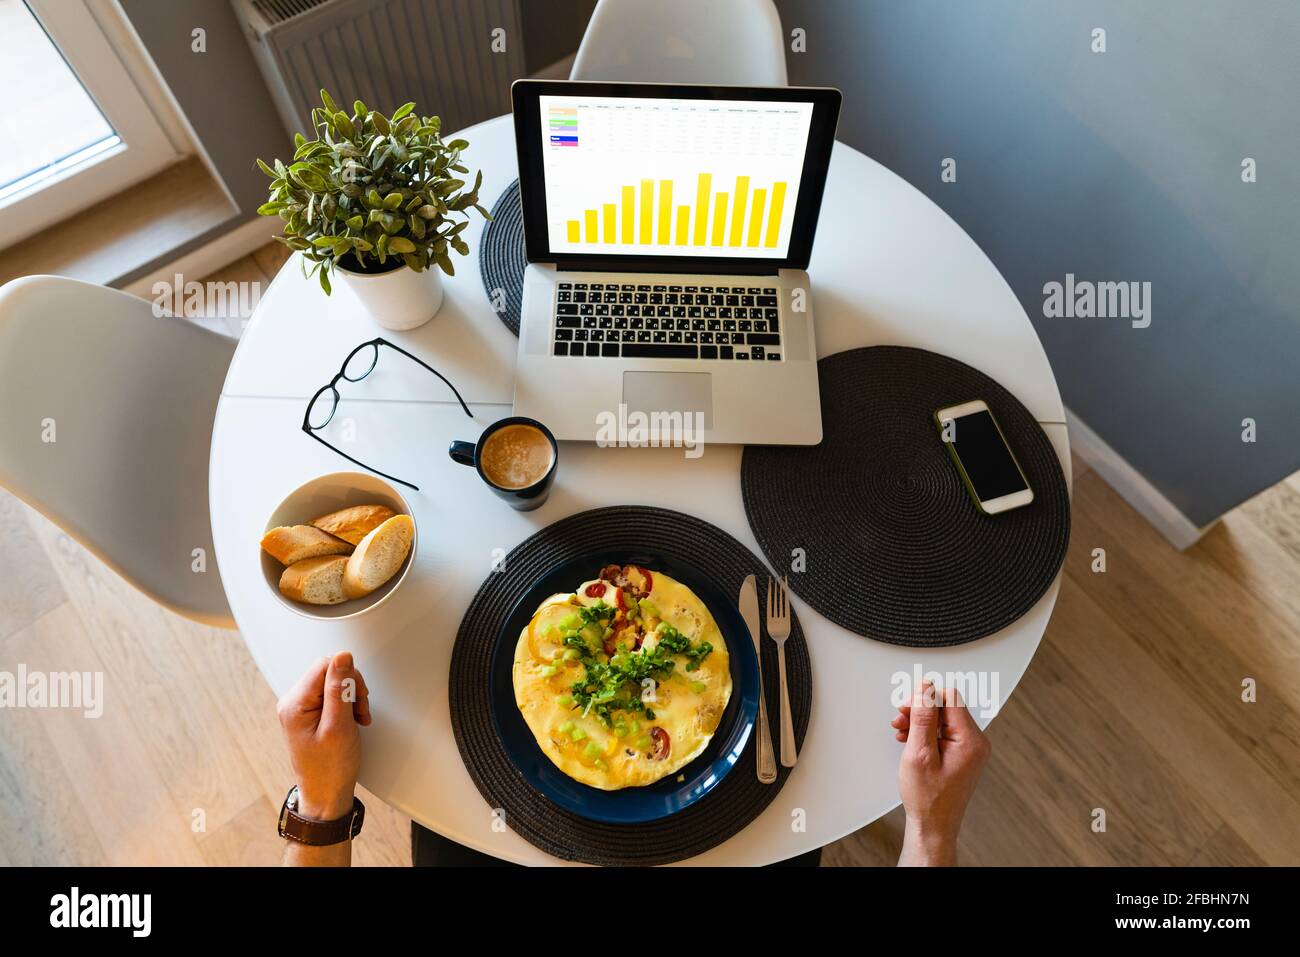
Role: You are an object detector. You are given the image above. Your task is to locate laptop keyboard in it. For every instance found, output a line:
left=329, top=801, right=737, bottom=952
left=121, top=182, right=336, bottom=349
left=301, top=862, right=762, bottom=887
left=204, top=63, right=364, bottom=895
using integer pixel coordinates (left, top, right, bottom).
left=551, top=282, right=783, bottom=361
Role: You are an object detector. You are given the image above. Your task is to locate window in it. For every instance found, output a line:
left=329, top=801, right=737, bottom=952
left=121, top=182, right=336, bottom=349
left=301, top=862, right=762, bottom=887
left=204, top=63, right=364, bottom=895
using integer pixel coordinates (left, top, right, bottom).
left=0, top=0, right=178, bottom=248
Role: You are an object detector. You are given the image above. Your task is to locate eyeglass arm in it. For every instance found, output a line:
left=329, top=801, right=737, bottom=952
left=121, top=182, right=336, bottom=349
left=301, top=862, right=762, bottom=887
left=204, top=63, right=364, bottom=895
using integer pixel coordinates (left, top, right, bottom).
left=301, top=426, right=420, bottom=492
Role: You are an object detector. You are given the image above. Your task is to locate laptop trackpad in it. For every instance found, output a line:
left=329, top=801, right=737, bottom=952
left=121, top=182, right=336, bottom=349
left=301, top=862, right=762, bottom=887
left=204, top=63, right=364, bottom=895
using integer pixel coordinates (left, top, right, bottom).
left=622, top=371, right=713, bottom=430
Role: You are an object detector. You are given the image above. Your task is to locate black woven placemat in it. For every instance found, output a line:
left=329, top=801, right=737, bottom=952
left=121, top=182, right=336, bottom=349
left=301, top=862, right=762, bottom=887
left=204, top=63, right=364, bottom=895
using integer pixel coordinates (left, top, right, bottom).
left=741, top=346, right=1069, bottom=647
left=449, top=506, right=811, bottom=865
left=478, top=177, right=525, bottom=336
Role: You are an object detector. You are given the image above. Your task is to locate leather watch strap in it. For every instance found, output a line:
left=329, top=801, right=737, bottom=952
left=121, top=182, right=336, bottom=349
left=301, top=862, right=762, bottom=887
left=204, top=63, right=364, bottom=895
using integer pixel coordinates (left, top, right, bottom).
left=277, top=786, right=365, bottom=846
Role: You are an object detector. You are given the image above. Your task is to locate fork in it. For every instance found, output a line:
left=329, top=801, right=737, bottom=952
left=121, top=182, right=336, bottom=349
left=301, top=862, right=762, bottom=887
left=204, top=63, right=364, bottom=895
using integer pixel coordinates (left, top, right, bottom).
left=767, top=575, right=797, bottom=767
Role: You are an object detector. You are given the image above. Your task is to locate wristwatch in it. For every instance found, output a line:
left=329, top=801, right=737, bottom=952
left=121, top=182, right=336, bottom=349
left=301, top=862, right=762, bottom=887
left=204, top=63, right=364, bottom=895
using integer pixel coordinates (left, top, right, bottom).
left=277, top=785, right=365, bottom=846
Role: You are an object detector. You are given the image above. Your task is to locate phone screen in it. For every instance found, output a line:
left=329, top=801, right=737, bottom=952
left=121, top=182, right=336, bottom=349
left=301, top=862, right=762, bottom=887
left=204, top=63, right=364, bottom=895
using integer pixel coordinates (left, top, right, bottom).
left=947, top=410, right=1028, bottom=501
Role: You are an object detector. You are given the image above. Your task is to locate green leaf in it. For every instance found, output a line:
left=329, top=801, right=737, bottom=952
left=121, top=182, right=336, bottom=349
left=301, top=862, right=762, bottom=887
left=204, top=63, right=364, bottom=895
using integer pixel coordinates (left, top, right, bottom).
left=416, top=204, right=439, bottom=219
left=256, top=158, right=277, bottom=178
left=310, top=237, right=336, bottom=247
left=372, top=112, right=390, bottom=136
left=319, top=264, right=332, bottom=295
left=388, top=236, right=416, bottom=254
left=446, top=139, right=469, bottom=151
left=436, top=254, right=455, bottom=276
left=353, top=99, right=368, bottom=119
left=382, top=191, right=404, bottom=210
left=257, top=201, right=286, bottom=216
left=346, top=214, right=364, bottom=230
left=391, top=102, right=416, bottom=121
left=334, top=112, right=355, bottom=140
left=320, top=89, right=338, bottom=113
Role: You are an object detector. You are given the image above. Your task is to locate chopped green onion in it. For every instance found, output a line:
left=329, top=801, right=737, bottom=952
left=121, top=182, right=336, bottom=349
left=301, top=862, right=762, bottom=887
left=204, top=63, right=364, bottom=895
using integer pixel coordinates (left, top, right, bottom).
left=569, top=726, right=587, bottom=742
left=583, top=741, right=601, bottom=759
left=690, top=680, right=706, bottom=694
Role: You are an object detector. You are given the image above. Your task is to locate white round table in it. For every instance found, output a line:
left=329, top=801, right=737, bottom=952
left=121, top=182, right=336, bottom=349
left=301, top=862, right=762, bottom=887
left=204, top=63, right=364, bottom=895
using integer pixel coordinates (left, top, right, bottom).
left=210, top=114, right=1069, bottom=865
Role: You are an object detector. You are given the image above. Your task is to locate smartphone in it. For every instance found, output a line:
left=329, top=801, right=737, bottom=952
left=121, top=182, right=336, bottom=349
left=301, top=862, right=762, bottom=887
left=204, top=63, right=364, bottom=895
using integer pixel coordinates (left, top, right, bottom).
left=934, top=400, right=1034, bottom=514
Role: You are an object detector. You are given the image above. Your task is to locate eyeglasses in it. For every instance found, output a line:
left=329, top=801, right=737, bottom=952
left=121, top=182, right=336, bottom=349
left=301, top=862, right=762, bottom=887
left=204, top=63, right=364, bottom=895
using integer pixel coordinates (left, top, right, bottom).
left=302, top=337, right=472, bottom=491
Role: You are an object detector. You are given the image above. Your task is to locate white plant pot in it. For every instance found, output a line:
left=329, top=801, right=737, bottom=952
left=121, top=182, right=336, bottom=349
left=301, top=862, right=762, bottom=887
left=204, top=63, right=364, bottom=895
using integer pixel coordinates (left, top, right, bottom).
left=335, top=260, right=444, bottom=331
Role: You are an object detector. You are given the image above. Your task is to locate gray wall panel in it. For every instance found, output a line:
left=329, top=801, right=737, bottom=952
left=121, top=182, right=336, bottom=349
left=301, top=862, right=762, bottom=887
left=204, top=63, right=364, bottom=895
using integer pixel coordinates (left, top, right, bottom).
left=777, top=0, right=1300, bottom=525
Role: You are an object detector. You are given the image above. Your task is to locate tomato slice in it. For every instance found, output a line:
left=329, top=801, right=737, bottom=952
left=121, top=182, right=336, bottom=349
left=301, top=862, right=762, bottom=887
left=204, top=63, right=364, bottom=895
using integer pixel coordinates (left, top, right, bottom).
left=576, top=580, right=623, bottom=610
left=650, top=727, right=671, bottom=760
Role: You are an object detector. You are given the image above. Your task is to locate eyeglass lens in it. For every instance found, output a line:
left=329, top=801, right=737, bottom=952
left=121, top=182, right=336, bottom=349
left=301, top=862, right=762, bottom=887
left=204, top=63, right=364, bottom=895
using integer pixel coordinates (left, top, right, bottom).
left=342, top=343, right=380, bottom=382
left=306, top=387, right=340, bottom=430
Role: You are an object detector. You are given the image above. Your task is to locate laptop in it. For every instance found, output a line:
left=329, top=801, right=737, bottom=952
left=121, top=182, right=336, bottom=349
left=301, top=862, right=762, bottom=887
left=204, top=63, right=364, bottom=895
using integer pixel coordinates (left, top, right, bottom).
left=509, top=80, right=841, bottom=445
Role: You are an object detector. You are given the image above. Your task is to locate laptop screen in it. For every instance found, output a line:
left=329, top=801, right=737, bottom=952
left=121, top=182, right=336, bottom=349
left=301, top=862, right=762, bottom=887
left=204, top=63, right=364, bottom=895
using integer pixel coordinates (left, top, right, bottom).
left=512, top=82, right=841, bottom=271
left=537, top=93, right=814, bottom=259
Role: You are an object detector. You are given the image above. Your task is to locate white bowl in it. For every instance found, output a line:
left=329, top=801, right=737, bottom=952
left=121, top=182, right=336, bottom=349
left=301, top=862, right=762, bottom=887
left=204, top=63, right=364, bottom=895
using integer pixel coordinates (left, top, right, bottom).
left=261, top=471, right=417, bottom=620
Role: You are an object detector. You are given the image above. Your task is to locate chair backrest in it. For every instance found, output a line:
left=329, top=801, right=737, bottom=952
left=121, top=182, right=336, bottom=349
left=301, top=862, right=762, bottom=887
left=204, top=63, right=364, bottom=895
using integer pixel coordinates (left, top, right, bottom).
left=0, top=276, right=237, bottom=627
left=570, top=0, right=788, bottom=86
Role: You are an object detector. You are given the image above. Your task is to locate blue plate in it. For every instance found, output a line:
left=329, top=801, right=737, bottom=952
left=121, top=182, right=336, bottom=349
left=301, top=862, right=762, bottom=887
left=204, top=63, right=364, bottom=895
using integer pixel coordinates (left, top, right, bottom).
left=488, top=549, right=760, bottom=823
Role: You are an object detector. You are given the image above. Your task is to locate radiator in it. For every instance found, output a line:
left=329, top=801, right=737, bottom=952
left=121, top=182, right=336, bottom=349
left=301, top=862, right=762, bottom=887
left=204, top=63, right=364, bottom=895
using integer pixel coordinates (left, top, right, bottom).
left=232, top=0, right=525, bottom=139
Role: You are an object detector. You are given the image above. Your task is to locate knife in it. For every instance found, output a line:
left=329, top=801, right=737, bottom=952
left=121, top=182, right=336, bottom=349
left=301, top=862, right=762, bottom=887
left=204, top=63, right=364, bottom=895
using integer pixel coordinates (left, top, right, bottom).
left=740, top=574, right=778, bottom=784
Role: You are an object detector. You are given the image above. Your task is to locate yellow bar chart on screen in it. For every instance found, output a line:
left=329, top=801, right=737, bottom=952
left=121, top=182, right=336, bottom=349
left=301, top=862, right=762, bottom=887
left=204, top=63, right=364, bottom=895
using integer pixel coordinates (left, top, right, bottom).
left=555, top=172, right=791, bottom=251
left=537, top=92, right=814, bottom=257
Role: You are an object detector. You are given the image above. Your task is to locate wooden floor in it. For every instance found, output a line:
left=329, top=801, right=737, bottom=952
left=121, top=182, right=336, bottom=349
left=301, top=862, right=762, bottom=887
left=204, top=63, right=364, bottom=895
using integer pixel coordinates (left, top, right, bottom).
left=0, top=246, right=1296, bottom=866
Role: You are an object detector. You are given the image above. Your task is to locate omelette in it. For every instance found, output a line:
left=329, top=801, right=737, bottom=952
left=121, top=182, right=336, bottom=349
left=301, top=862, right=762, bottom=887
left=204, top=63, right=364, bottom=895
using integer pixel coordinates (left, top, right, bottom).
left=512, top=564, right=732, bottom=790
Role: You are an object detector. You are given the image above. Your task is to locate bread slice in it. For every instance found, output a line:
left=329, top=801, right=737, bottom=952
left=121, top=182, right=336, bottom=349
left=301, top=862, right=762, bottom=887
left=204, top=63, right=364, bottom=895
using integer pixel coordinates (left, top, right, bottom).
left=343, top=514, right=414, bottom=599
left=279, top=555, right=349, bottom=604
left=260, top=525, right=353, bottom=565
left=309, top=504, right=397, bottom=546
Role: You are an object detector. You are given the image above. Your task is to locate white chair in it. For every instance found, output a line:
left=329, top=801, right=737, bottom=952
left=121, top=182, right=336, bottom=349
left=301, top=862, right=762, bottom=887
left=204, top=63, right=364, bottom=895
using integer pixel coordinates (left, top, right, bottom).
left=0, top=276, right=237, bottom=628
left=570, top=0, right=788, bottom=86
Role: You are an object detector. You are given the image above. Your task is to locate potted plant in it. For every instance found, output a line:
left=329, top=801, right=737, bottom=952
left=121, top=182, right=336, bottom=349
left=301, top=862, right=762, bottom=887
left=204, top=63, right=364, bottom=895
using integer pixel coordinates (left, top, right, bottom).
left=257, top=89, right=491, bottom=330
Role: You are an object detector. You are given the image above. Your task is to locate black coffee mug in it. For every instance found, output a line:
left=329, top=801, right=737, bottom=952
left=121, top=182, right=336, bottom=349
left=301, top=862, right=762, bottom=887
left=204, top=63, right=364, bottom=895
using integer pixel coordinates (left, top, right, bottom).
left=448, top=416, right=558, bottom=511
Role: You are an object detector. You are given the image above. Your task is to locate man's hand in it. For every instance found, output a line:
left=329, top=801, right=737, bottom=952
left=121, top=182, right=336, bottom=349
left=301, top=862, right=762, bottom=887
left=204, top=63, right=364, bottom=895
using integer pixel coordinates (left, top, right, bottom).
left=891, top=682, right=990, bottom=866
left=277, top=651, right=371, bottom=821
